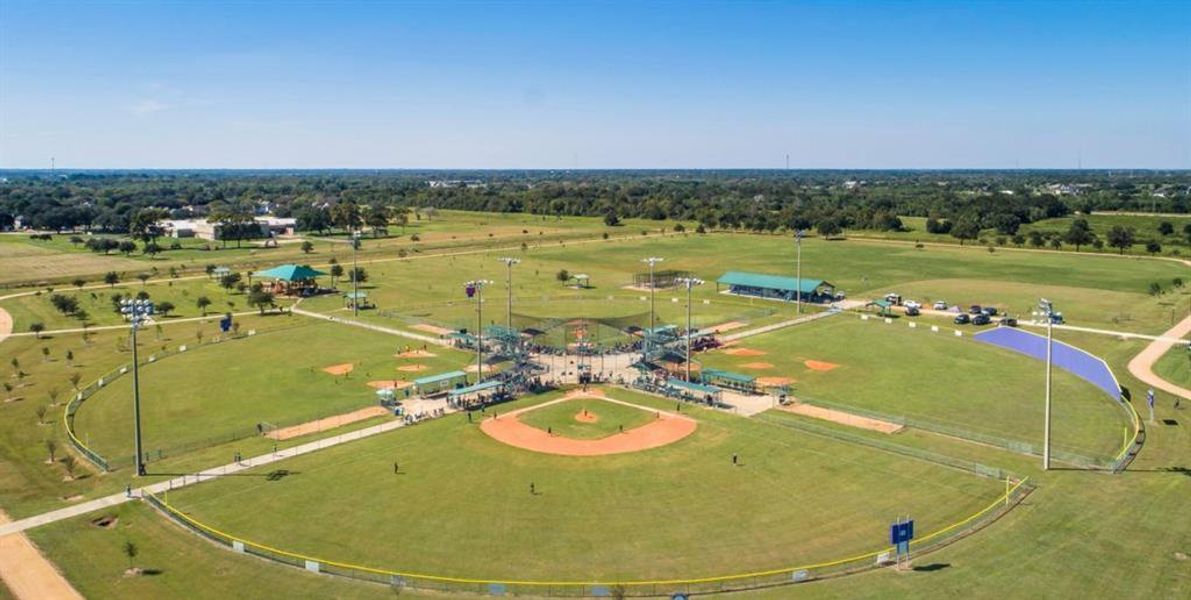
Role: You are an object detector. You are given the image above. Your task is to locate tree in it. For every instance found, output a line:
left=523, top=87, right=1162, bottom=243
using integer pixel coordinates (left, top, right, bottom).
left=247, top=290, right=276, bottom=314
left=330, top=264, right=345, bottom=287
left=1063, top=219, right=1095, bottom=251
left=300, top=240, right=314, bottom=254
left=219, top=272, right=242, bottom=292
left=65, top=350, right=74, bottom=366
left=1027, top=231, right=1045, bottom=248
left=950, top=219, right=980, bottom=245
left=137, top=273, right=150, bottom=287
left=157, top=301, right=175, bottom=316
left=330, top=202, right=362, bottom=234
left=296, top=207, right=332, bottom=234
left=143, top=242, right=162, bottom=257
left=1049, top=238, right=1062, bottom=250
left=72, top=278, right=86, bottom=289
left=35, top=405, right=47, bottom=424
left=123, top=540, right=139, bottom=571
left=1011, top=233, right=1026, bottom=247
left=61, top=455, right=77, bottom=480
left=128, top=208, right=167, bottom=243
left=1106, top=226, right=1136, bottom=254
left=603, top=210, right=621, bottom=227
left=50, top=294, right=80, bottom=315
left=45, top=439, right=57, bottom=463
left=29, top=322, right=45, bottom=338
left=69, top=371, right=82, bottom=390
left=349, top=267, right=368, bottom=283
left=196, top=296, right=212, bottom=316
left=1158, top=221, right=1174, bottom=236
left=118, top=240, right=138, bottom=256
left=816, top=218, right=842, bottom=238
left=69, top=235, right=84, bottom=248
left=1145, top=240, right=1162, bottom=255
left=365, top=205, right=389, bottom=237
left=204, top=264, right=217, bottom=278
left=556, top=269, right=570, bottom=282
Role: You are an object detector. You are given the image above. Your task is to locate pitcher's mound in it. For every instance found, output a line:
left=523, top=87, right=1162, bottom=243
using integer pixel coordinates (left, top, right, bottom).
left=575, top=410, right=600, bottom=423
left=397, top=364, right=429, bottom=372
left=741, top=362, right=774, bottom=369
left=804, top=360, right=841, bottom=372
left=724, top=347, right=766, bottom=357
left=322, top=363, right=354, bottom=376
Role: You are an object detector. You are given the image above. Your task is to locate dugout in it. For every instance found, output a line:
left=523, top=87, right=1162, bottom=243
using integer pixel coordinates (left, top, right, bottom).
left=716, top=271, right=835, bottom=303
left=666, top=378, right=723, bottom=404
left=413, top=370, right=469, bottom=396
left=701, top=368, right=759, bottom=394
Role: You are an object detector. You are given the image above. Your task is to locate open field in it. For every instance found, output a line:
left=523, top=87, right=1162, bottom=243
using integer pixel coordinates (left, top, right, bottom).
left=701, top=316, right=1127, bottom=461
left=1153, top=344, right=1190, bottom=390
left=71, top=320, right=473, bottom=468
left=160, top=387, right=999, bottom=581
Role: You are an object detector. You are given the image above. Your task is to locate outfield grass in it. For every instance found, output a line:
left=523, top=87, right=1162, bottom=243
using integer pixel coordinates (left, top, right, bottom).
left=71, top=320, right=474, bottom=467
left=701, top=316, right=1126, bottom=461
left=1153, top=344, right=1190, bottom=389
left=160, top=387, right=999, bottom=581
left=518, top=396, right=657, bottom=439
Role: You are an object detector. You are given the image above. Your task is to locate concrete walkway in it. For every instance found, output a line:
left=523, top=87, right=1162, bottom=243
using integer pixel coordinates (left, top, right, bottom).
left=292, top=305, right=449, bottom=346
left=0, top=402, right=451, bottom=538
left=721, top=307, right=841, bottom=342
left=1127, top=314, right=1191, bottom=402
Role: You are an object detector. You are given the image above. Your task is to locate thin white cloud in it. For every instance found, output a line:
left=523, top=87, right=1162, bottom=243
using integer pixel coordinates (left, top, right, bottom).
left=129, top=99, right=169, bottom=115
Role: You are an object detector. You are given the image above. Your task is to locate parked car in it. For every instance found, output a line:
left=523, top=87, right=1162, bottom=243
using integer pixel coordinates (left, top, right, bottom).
left=933, top=300, right=948, bottom=311
left=981, top=306, right=998, bottom=316
left=905, top=306, right=920, bottom=316
left=954, top=313, right=971, bottom=325
left=884, top=293, right=902, bottom=305
left=998, top=317, right=1018, bottom=327
left=968, top=305, right=983, bottom=315
left=972, top=313, right=991, bottom=326
left=834, top=291, right=847, bottom=301
left=1048, top=313, right=1065, bottom=325
left=904, top=300, right=922, bottom=310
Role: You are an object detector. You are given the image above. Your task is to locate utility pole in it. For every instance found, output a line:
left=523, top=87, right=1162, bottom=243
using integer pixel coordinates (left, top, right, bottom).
left=676, top=277, right=704, bottom=382
left=641, top=257, right=664, bottom=362
left=351, top=230, right=361, bottom=316
left=1037, top=298, right=1056, bottom=470
left=120, top=299, right=154, bottom=476
left=497, top=257, right=520, bottom=328
left=466, top=280, right=493, bottom=380
left=795, top=229, right=805, bottom=313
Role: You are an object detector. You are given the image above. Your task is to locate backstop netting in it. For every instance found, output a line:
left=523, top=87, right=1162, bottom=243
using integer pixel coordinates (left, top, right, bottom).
left=632, top=269, right=693, bottom=289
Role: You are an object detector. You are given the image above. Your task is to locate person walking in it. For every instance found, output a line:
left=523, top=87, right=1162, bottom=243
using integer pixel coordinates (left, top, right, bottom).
left=393, top=461, right=399, bottom=474
left=529, top=482, right=536, bottom=495
left=732, top=453, right=739, bottom=466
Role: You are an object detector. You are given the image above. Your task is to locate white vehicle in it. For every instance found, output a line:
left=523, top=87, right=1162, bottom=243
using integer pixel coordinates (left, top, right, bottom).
left=933, top=300, right=948, bottom=310
left=884, top=293, right=902, bottom=305
left=904, top=300, right=922, bottom=310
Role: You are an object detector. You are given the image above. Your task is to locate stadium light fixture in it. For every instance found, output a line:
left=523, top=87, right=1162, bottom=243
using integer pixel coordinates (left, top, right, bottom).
left=465, top=280, right=494, bottom=380
left=497, top=257, right=521, bottom=328
left=1036, top=298, right=1056, bottom=471
left=675, top=277, right=705, bottom=382
left=119, top=298, right=154, bottom=476
left=641, top=257, right=665, bottom=361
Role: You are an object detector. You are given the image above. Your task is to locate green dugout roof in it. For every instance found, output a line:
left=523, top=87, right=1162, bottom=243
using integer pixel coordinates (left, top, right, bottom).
left=667, top=378, right=722, bottom=396
left=717, top=271, right=827, bottom=294
left=701, top=368, right=756, bottom=384
left=413, top=370, right=468, bottom=386
left=868, top=300, right=893, bottom=309
left=448, top=380, right=504, bottom=398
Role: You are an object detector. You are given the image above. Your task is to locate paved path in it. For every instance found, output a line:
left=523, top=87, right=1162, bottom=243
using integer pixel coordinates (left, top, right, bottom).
left=0, top=307, right=10, bottom=345
left=1127, top=314, right=1191, bottom=401
left=0, top=404, right=450, bottom=538
left=292, top=305, right=449, bottom=346
left=1, top=309, right=266, bottom=339
left=721, top=307, right=842, bottom=342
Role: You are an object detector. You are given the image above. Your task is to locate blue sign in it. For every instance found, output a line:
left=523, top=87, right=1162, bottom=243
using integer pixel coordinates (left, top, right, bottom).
left=219, top=315, right=232, bottom=333
left=465, top=284, right=476, bottom=298
left=671, top=594, right=689, bottom=600
left=890, top=520, right=915, bottom=544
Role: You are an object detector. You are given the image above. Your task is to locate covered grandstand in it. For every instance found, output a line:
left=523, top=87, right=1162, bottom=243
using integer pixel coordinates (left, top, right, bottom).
left=716, top=271, right=835, bottom=303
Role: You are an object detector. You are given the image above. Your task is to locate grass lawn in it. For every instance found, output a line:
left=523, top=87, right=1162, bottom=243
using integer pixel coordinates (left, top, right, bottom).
left=1153, top=343, right=1190, bottom=389
left=519, top=396, right=657, bottom=439
left=700, top=316, right=1127, bottom=461
left=71, top=320, right=474, bottom=468
left=161, top=387, right=999, bottom=582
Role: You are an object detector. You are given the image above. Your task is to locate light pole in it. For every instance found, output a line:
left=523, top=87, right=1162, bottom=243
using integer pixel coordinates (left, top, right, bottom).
left=1037, top=298, right=1057, bottom=470
left=351, top=230, right=361, bottom=316
left=497, top=257, right=520, bottom=328
left=642, top=257, right=664, bottom=361
left=120, top=298, right=154, bottom=476
left=465, top=280, right=493, bottom=380
left=795, top=229, right=805, bottom=313
left=676, top=277, right=704, bottom=382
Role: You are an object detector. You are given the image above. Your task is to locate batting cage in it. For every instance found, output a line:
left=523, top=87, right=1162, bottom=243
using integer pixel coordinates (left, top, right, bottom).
left=631, top=269, right=694, bottom=289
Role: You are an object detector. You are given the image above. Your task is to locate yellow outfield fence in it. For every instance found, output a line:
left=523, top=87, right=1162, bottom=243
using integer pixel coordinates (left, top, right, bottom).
left=144, top=478, right=1032, bottom=597
left=1110, top=394, right=1144, bottom=473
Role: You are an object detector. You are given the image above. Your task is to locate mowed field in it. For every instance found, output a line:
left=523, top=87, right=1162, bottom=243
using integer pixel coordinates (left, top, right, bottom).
left=162, top=387, right=1000, bottom=581
left=1153, top=344, right=1190, bottom=388
left=701, top=316, right=1127, bottom=461
left=519, top=396, right=656, bottom=439
left=71, top=320, right=474, bottom=466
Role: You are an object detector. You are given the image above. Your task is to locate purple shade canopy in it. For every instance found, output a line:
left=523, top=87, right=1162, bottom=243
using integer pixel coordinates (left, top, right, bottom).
left=973, top=327, right=1121, bottom=400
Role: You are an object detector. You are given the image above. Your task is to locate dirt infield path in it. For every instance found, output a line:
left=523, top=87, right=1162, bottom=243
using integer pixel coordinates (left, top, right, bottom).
left=0, top=511, right=84, bottom=600
left=267, top=406, right=390, bottom=440
left=1127, top=314, right=1191, bottom=401
left=0, top=307, right=11, bottom=345
left=779, top=403, right=904, bottom=434
left=481, top=391, right=697, bottom=456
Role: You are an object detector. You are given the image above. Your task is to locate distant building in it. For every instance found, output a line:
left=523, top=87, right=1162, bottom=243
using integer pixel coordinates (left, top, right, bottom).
left=716, top=271, right=836, bottom=303
left=159, top=216, right=296, bottom=241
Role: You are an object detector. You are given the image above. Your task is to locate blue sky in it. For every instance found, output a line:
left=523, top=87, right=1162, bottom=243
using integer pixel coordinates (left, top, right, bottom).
left=1, top=1, right=1188, bottom=169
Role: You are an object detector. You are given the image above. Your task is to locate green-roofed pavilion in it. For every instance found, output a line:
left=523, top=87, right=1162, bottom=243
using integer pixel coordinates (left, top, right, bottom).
left=256, top=264, right=327, bottom=281
left=716, top=271, right=835, bottom=303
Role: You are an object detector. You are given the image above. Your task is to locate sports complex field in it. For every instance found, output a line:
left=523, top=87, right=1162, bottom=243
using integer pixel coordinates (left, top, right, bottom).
left=0, top=212, right=1188, bottom=599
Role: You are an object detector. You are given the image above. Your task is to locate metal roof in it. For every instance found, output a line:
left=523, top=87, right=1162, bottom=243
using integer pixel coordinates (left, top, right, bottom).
left=701, top=368, right=756, bottom=384
left=717, top=271, right=827, bottom=294
left=448, top=380, right=504, bottom=398
left=667, top=378, right=722, bottom=395
left=413, top=370, right=468, bottom=386
left=255, top=264, right=327, bottom=281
